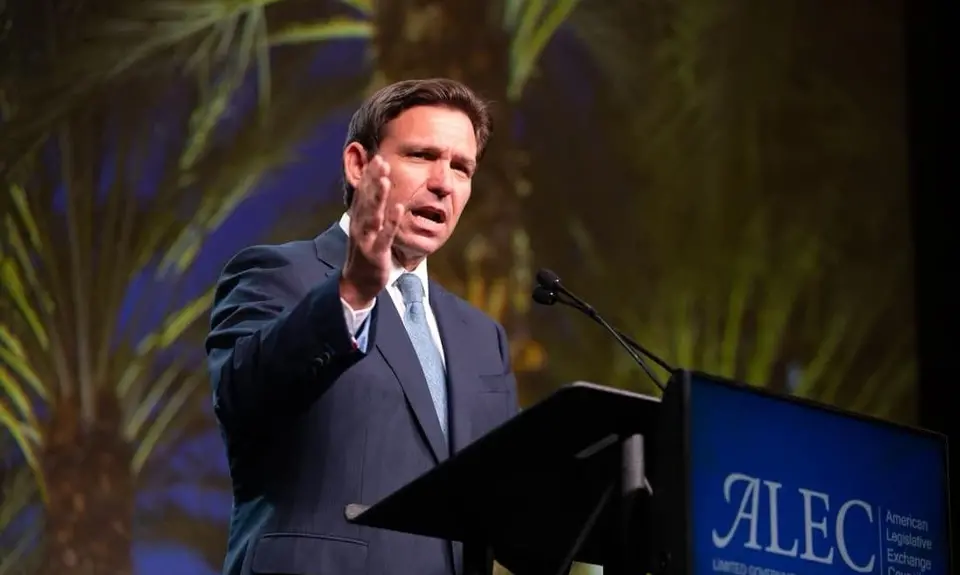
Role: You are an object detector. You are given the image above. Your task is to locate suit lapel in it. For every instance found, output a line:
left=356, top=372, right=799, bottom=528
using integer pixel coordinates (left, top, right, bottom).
left=430, top=285, right=475, bottom=456
left=314, top=222, right=348, bottom=267
left=374, top=296, right=449, bottom=464
left=313, top=224, right=460, bottom=464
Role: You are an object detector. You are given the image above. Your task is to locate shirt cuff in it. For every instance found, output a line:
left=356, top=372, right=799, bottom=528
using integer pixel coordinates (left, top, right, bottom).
left=341, top=297, right=375, bottom=336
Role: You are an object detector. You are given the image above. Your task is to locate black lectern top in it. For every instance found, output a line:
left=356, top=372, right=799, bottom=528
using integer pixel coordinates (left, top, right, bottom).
left=346, top=382, right=660, bottom=572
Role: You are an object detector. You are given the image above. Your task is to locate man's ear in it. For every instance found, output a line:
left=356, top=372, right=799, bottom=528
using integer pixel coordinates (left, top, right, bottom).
left=343, top=142, right=368, bottom=192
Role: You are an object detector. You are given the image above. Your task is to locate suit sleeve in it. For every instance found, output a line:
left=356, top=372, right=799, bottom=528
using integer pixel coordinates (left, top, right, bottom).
left=495, top=321, right=522, bottom=415
left=205, top=245, right=366, bottom=435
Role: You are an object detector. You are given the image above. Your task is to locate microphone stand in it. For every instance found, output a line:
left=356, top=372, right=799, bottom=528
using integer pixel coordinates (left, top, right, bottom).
left=532, top=276, right=669, bottom=575
left=533, top=285, right=672, bottom=392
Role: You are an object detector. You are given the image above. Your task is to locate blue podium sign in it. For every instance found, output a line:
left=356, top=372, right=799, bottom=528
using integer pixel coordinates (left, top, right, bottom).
left=675, top=372, right=951, bottom=575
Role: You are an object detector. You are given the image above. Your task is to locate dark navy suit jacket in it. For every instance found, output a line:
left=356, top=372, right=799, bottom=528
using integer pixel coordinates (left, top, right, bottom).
left=205, top=223, right=520, bottom=575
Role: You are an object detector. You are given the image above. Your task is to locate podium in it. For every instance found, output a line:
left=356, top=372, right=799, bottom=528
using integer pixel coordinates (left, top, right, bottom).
left=653, top=371, right=951, bottom=575
left=347, top=381, right=660, bottom=574
left=348, top=371, right=952, bottom=575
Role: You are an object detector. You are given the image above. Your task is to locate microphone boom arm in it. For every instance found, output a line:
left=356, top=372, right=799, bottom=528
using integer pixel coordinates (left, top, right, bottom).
left=554, top=291, right=673, bottom=374
left=532, top=276, right=672, bottom=392
left=592, top=311, right=667, bottom=391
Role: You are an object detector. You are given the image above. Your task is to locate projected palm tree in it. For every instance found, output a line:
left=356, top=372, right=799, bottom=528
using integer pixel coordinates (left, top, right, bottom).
left=0, top=2, right=369, bottom=573
left=0, top=1, right=665, bottom=573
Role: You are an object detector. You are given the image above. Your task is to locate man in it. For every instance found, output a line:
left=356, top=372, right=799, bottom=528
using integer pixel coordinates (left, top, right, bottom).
left=205, top=78, right=520, bottom=575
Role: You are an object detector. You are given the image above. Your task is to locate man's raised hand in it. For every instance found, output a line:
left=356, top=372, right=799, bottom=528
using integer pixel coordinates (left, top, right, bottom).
left=340, top=155, right=404, bottom=309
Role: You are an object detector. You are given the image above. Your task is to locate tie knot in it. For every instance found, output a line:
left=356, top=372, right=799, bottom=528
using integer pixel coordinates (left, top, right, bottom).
left=396, top=273, right=424, bottom=305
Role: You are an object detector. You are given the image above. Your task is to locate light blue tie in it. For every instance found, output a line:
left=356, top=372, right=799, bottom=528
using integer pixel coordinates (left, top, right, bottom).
left=396, top=273, right=448, bottom=438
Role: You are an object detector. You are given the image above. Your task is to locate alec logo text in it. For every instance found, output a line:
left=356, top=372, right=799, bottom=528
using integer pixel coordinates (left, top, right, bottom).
left=711, top=472, right=875, bottom=572
left=709, top=473, right=937, bottom=574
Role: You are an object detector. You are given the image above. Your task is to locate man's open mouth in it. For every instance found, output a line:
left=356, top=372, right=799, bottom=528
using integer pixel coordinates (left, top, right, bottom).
left=411, top=206, right=446, bottom=224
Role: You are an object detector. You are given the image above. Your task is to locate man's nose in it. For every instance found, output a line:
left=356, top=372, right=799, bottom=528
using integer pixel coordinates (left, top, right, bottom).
left=426, top=163, right=454, bottom=196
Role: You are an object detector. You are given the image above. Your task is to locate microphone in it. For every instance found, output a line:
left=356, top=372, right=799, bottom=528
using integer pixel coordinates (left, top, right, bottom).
left=533, top=285, right=670, bottom=372
left=533, top=269, right=671, bottom=391
left=534, top=270, right=673, bottom=371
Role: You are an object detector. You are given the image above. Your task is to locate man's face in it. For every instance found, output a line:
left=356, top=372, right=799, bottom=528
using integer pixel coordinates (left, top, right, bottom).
left=345, top=105, right=478, bottom=265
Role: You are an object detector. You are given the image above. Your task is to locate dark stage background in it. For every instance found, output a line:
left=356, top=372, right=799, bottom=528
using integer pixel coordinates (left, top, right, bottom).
left=909, top=0, right=957, bottom=559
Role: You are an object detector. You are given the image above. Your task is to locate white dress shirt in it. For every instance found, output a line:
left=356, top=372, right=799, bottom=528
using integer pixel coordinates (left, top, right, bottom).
left=338, top=212, right=446, bottom=366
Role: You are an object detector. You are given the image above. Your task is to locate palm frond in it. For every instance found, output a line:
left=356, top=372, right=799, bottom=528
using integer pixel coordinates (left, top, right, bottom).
left=0, top=462, right=42, bottom=574
left=338, top=0, right=374, bottom=18
left=507, top=0, right=582, bottom=99
left=525, top=0, right=913, bottom=420
left=0, top=0, right=371, bottom=505
left=134, top=401, right=231, bottom=573
left=0, top=400, right=43, bottom=503
left=0, top=0, right=293, bottom=175
left=0, top=522, right=41, bottom=575
left=268, top=17, right=373, bottom=46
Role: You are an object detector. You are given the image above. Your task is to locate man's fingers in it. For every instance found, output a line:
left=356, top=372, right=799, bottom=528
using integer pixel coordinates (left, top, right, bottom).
left=372, top=203, right=405, bottom=252
left=365, top=155, right=389, bottom=200
left=370, top=156, right=390, bottom=206
left=379, top=203, right=404, bottom=241
left=370, top=176, right=390, bottom=229
left=358, top=156, right=391, bottom=233
left=373, top=155, right=390, bottom=177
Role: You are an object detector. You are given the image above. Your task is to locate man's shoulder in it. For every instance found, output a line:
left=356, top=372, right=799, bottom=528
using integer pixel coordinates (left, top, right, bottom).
left=221, top=223, right=344, bottom=275
left=211, top=238, right=326, bottom=302
left=223, top=238, right=319, bottom=272
left=210, top=238, right=330, bottom=313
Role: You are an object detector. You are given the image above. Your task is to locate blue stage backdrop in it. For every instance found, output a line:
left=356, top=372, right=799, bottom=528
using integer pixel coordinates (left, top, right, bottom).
left=688, top=375, right=950, bottom=575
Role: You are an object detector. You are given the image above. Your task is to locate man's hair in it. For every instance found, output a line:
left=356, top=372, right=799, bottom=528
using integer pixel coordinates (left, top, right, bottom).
left=341, top=78, right=493, bottom=206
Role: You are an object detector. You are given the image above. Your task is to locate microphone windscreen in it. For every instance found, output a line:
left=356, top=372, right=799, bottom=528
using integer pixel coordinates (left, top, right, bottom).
left=535, top=268, right=561, bottom=288
left=531, top=286, right=557, bottom=306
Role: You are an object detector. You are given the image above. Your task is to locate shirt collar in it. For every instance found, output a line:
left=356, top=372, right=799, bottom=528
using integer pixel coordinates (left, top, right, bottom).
left=338, top=212, right=431, bottom=300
